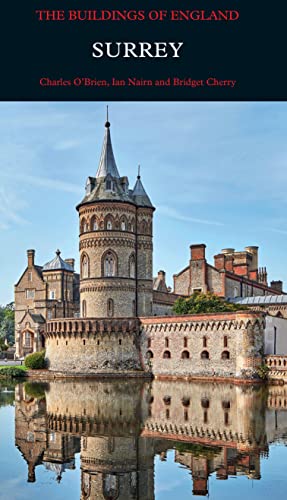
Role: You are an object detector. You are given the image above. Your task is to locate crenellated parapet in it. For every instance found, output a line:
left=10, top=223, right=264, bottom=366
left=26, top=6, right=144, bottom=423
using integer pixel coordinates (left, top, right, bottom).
left=45, top=318, right=142, bottom=373
left=46, top=317, right=139, bottom=337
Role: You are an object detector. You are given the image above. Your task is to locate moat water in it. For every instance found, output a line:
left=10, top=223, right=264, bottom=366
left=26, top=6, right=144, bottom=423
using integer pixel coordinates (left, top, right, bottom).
left=0, top=378, right=287, bottom=499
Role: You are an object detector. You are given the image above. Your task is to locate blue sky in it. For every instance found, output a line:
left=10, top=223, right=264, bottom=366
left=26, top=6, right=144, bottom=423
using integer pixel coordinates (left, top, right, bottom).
left=1, top=101, right=287, bottom=304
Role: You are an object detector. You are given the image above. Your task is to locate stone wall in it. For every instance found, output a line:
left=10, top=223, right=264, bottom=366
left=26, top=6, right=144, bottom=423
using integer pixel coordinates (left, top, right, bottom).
left=140, top=311, right=265, bottom=380
left=45, top=318, right=142, bottom=373
left=45, top=312, right=265, bottom=379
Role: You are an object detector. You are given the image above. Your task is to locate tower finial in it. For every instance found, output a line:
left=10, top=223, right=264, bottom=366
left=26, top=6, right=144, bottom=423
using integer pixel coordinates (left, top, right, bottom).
left=137, top=164, right=141, bottom=179
left=105, top=105, right=110, bottom=128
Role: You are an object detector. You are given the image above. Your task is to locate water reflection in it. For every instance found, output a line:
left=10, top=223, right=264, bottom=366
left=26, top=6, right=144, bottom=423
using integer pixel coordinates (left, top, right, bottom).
left=9, top=378, right=287, bottom=498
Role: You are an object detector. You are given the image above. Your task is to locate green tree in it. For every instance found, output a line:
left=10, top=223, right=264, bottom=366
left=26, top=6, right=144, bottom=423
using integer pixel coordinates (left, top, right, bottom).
left=173, top=292, right=248, bottom=315
left=0, top=302, right=15, bottom=345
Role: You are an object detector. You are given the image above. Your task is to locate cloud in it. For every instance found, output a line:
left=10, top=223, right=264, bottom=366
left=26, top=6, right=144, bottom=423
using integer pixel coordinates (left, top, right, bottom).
left=53, top=139, right=82, bottom=151
left=0, top=189, right=29, bottom=229
left=158, top=205, right=224, bottom=226
left=2, top=172, right=82, bottom=195
left=267, top=227, right=287, bottom=235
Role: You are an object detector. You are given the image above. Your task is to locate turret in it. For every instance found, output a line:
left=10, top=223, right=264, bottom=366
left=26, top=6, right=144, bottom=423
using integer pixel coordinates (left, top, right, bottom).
left=76, top=111, right=155, bottom=318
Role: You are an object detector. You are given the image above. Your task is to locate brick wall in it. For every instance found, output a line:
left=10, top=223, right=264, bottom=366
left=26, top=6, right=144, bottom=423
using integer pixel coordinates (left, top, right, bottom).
left=140, top=311, right=265, bottom=379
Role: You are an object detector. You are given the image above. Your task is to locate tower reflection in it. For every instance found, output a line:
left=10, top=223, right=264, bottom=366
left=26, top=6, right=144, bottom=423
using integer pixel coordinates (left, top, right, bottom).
left=15, top=379, right=273, bottom=498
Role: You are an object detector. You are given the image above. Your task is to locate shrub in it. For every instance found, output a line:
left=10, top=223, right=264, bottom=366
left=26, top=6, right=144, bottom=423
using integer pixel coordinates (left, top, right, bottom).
left=173, top=292, right=248, bottom=315
left=0, top=366, right=26, bottom=378
left=24, top=350, right=46, bottom=370
left=256, top=364, right=270, bottom=380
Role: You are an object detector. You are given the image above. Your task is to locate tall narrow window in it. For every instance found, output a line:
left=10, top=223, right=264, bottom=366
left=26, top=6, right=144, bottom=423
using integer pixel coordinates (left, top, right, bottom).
left=184, top=337, right=188, bottom=348
left=107, top=298, right=114, bottom=317
left=165, top=338, right=169, bottom=348
left=49, top=290, right=55, bottom=300
left=103, top=251, right=117, bottom=277
left=203, top=336, right=207, bottom=348
left=129, top=254, right=136, bottom=278
left=24, top=331, right=32, bottom=347
left=82, top=300, right=87, bottom=318
left=224, top=336, right=228, bottom=348
left=107, top=220, right=112, bottom=230
left=81, top=254, right=89, bottom=279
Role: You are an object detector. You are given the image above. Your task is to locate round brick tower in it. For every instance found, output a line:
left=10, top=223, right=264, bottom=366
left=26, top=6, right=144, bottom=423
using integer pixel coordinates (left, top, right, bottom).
left=76, top=115, right=155, bottom=318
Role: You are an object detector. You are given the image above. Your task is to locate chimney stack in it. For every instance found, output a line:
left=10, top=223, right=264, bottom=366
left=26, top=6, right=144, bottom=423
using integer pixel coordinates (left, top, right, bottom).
left=65, top=258, right=75, bottom=270
left=214, top=254, right=226, bottom=270
left=245, top=246, right=259, bottom=271
left=27, top=249, right=35, bottom=268
left=190, top=244, right=206, bottom=261
left=270, top=280, right=283, bottom=293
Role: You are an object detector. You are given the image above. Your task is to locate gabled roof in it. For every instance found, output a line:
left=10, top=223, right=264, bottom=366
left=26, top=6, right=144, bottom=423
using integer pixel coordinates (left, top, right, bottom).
left=18, top=310, right=46, bottom=326
left=14, top=265, right=43, bottom=287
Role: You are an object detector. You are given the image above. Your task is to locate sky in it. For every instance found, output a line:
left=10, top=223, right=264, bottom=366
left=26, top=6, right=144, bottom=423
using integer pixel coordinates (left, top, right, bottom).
left=1, top=101, right=287, bottom=304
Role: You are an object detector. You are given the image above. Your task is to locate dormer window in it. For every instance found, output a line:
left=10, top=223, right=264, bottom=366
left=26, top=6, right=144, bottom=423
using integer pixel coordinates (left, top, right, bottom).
left=106, top=178, right=114, bottom=191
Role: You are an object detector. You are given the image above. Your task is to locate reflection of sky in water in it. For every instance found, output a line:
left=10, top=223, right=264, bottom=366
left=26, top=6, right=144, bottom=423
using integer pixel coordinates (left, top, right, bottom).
left=1, top=380, right=287, bottom=500
left=0, top=406, right=80, bottom=500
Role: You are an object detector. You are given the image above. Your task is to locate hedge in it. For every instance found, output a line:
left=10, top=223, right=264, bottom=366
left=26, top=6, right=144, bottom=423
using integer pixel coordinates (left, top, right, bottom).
left=0, top=366, right=26, bottom=378
left=24, top=350, right=46, bottom=370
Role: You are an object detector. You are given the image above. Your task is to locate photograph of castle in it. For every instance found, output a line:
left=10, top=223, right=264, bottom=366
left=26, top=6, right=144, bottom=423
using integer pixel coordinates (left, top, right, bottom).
left=1, top=102, right=287, bottom=500
left=6, top=103, right=287, bottom=381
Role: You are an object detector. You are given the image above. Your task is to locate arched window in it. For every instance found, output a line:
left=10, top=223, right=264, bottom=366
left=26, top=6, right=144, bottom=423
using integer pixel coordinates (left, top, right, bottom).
left=131, top=218, right=135, bottom=232
left=181, top=350, right=190, bottom=359
left=141, top=220, right=147, bottom=234
left=163, top=350, right=171, bottom=359
left=129, top=254, right=136, bottom=278
left=221, top=350, right=230, bottom=360
left=91, top=216, right=98, bottom=231
left=107, top=298, right=114, bottom=318
left=147, top=350, right=153, bottom=359
left=81, top=217, right=87, bottom=233
left=81, top=254, right=89, bottom=279
left=82, top=300, right=86, bottom=318
left=105, top=215, right=114, bottom=231
left=103, top=251, right=117, bottom=277
left=103, top=474, right=119, bottom=500
left=201, top=350, right=209, bottom=360
left=120, top=216, right=127, bottom=231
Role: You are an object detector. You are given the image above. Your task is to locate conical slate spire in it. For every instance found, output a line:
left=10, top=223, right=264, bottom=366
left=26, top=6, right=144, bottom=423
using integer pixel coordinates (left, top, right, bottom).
left=132, top=167, right=153, bottom=208
left=96, top=115, right=120, bottom=179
